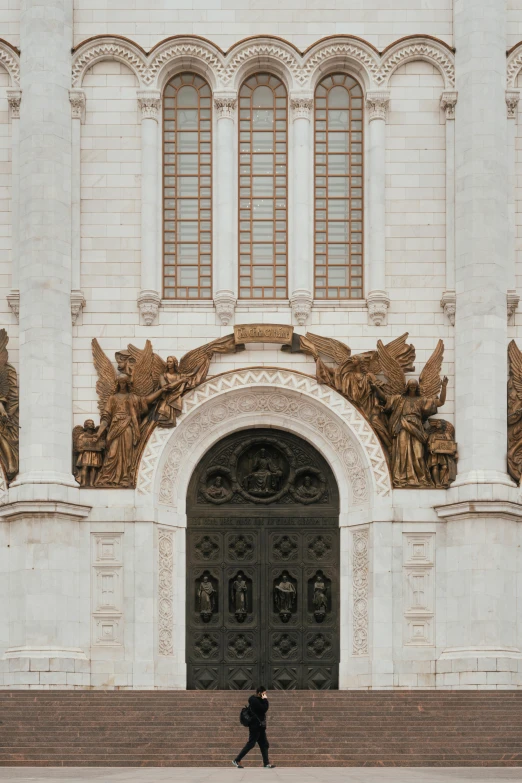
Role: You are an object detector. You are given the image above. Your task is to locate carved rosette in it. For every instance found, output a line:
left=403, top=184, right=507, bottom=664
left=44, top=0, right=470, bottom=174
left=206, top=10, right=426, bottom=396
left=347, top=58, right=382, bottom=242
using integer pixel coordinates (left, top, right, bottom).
left=6, top=89, right=21, bottom=120
left=137, top=90, right=161, bottom=121
left=213, top=92, right=237, bottom=120
left=506, top=90, right=521, bottom=120
left=290, top=288, right=313, bottom=326
left=440, top=90, right=458, bottom=120
left=440, top=290, right=456, bottom=326
left=137, top=289, right=161, bottom=325
left=214, top=289, right=236, bottom=325
left=365, top=90, right=390, bottom=122
left=158, top=528, right=174, bottom=656
left=69, top=89, right=86, bottom=122
left=290, top=94, right=313, bottom=121
left=352, top=527, right=369, bottom=656
left=366, top=289, right=390, bottom=326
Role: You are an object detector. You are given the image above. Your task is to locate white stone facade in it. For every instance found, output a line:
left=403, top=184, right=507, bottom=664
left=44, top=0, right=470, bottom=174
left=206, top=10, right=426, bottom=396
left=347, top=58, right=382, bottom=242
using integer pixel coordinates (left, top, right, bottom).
left=1, top=0, right=522, bottom=690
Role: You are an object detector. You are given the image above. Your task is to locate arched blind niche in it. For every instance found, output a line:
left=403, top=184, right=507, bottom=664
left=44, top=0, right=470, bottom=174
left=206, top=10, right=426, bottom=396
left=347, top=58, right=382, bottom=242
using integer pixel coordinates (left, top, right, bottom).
left=239, top=73, right=288, bottom=299
left=314, top=74, right=363, bottom=299
left=163, top=73, right=212, bottom=299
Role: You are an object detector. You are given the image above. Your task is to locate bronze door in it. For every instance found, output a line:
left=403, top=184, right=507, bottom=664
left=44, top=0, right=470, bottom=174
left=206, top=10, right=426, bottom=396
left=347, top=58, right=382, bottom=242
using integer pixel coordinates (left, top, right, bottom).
left=186, top=429, right=340, bottom=691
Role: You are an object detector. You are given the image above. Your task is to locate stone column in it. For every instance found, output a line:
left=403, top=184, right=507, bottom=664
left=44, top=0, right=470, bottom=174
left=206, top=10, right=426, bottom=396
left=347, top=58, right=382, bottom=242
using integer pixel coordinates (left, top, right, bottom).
left=289, top=94, right=313, bottom=326
left=69, top=89, right=86, bottom=324
left=453, top=0, right=511, bottom=486
left=365, top=91, right=390, bottom=326
left=6, top=89, right=21, bottom=321
left=137, top=90, right=161, bottom=325
left=433, top=0, right=522, bottom=689
left=440, top=91, right=458, bottom=326
left=213, top=92, right=237, bottom=326
left=0, top=0, right=91, bottom=680
left=506, top=90, right=521, bottom=324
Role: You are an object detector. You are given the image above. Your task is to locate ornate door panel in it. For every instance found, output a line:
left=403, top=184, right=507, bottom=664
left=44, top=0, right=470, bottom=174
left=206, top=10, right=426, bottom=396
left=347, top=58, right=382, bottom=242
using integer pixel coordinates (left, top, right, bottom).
left=186, top=429, right=340, bottom=691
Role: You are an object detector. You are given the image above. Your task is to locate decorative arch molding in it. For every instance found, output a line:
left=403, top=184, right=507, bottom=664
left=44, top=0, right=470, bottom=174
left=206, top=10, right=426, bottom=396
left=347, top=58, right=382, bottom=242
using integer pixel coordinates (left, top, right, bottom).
left=377, top=37, right=455, bottom=88
left=71, top=36, right=149, bottom=87
left=0, top=39, right=20, bottom=86
left=508, top=42, right=522, bottom=87
left=136, top=368, right=391, bottom=517
left=72, top=33, right=455, bottom=93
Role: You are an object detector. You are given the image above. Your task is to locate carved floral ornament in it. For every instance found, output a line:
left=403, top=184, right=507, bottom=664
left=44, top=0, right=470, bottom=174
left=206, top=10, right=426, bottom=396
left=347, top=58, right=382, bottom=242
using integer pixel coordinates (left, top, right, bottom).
left=71, top=34, right=456, bottom=92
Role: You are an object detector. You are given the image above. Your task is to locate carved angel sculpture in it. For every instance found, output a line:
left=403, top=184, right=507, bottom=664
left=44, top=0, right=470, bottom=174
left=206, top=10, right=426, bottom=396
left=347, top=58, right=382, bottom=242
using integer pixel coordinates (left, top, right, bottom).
left=372, top=339, right=449, bottom=488
left=508, top=340, right=522, bottom=483
left=300, top=332, right=415, bottom=453
left=91, top=339, right=167, bottom=487
left=0, top=329, right=19, bottom=481
left=127, top=334, right=237, bottom=428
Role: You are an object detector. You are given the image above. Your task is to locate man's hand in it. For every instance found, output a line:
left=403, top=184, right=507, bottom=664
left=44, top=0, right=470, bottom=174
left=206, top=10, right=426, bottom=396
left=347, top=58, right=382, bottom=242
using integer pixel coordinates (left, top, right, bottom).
left=261, top=692, right=267, bottom=699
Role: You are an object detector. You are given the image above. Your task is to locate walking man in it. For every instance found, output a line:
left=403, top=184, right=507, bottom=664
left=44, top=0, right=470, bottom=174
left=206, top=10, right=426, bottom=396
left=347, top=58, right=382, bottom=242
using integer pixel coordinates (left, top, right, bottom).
left=232, top=685, right=276, bottom=768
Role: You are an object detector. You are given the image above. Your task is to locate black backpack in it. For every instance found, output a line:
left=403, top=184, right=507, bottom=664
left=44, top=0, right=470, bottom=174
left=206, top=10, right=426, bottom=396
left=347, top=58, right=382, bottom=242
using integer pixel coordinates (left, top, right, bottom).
left=240, top=704, right=254, bottom=727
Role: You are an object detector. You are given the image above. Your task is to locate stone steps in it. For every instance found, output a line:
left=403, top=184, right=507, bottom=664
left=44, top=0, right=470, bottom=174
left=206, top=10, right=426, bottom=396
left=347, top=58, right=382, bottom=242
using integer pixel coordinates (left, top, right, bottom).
left=1, top=690, right=522, bottom=767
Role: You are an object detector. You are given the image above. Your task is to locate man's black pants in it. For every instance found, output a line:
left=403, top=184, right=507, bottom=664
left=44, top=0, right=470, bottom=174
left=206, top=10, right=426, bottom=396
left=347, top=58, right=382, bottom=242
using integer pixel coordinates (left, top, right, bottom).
left=235, top=725, right=269, bottom=765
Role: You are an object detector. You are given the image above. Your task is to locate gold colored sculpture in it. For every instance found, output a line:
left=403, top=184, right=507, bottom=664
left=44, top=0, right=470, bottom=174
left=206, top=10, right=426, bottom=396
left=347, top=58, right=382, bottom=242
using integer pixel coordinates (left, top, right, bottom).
left=83, top=334, right=239, bottom=488
left=425, top=419, right=457, bottom=489
left=371, top=339, right=448, bottom=488
left=300, top=332, right=415, bottom=455
left=507, top=339, right=522, bottom=483
left=0, top=329, right=18, bottom=482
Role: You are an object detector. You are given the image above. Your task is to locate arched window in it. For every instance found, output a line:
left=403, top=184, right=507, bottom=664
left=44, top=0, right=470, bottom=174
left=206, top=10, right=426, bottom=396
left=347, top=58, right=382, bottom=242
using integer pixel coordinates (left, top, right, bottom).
left=163, top=73, right=212, bottom=299
left=314, top=74, right=363, bottom=299
left=239, top=73, right=288, bottom=299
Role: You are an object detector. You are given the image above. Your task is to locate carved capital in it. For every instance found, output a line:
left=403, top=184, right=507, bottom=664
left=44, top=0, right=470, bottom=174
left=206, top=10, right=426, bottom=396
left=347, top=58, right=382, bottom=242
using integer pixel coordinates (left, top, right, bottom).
left=508, top=289, right=520, bottom=324
left=214, top=289, right=236, bottom=326
left=440, top=90, right=458, bottom=120
left=69, top=89, right=86, bottom=122
left=366, top=289, right=390, bottom=326
left=365, top=90, right=390, bottom=122
left=506, top=90, right=521, bottom=120
left=290, top=288, right=313, bottom=326
left=6, top=89, right=21, bottom=120
left=7, top=290, right=19, bottom=321
left=137, top=289, right=161, bottom=325
left=70, top=290, right=86, bottom=325
left=290, top=94, right=313, bottom=121
left=213, top=92, right=237, bottom=120
left=137, top=89, right=161, bottom=121
left=440, top=290, right=456, bottom=326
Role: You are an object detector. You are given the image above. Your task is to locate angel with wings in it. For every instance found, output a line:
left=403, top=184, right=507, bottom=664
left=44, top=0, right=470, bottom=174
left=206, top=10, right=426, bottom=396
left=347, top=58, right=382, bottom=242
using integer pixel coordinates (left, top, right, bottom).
left=507, top=340, right=522, bottom=483
left=300, top=332, right=415, bottom=454
left=127, top=334, right=237, bottom=428
left=371, top=339, right=448, bottom=488
left=0, top=328, right=19, bottom=482
left=91, top=339, right=168, bottom=487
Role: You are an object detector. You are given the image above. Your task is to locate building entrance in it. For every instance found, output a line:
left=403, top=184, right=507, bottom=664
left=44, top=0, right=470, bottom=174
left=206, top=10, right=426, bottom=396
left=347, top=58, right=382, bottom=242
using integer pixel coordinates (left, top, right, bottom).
left=186, top=428, right=340, bottom=690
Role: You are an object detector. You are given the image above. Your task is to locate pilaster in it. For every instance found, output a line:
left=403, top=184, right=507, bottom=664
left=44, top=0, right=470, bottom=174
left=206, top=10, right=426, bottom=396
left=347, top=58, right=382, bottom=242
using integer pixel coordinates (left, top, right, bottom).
left=213, top=92, right=238, bottom=324
left=69, top=89, right=86, bottom=325
left=289, top=93, right=313, bottom=326
left=137, top=89, right=161, bottom=325
left=365, top=91, right=390, bottom=326
left=6, top=89, right=21, bottom=321
left=440, top=91, right=458, bottom=325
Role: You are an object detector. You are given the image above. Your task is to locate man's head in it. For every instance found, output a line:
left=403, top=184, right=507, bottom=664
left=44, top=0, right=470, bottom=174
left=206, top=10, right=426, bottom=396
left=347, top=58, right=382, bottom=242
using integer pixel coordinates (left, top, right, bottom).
left=214, top=476, right=222, bottom=487
left=84, top=419, right=95, bottom=432
left=256, top=685, right=266, bottom=697
left=303, top=476, right=312, bottom=487
left=406, top=379, right=419, bottom=396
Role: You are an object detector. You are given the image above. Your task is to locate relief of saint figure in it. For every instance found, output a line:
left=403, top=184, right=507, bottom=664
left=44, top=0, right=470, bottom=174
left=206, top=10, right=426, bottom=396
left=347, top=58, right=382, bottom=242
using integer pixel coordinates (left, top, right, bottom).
left=232, top=573, right=248, bottom=622
left=206, top=475, right=228, bottom=500
left=295, top=475, right=320, bottom=500
left=275, top=574, right=296, bottom=622
left=198, top=575, right=216, bottom=622
left=244, top=448, right=283, bottom=496
left=313, top=573, right=328, bottom=622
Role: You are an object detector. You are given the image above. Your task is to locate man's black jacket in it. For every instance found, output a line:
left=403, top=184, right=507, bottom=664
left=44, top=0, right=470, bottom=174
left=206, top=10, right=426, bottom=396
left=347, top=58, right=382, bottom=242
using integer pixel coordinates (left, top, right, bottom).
left=248, top=694, right=269, bottom=728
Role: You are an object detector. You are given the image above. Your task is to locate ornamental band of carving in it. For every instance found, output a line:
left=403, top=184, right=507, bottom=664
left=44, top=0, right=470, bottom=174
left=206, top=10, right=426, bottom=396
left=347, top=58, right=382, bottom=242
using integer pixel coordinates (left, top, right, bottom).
left=352, top=527, right=369, bottom=656
left=158, top=527, right=174, bottom=656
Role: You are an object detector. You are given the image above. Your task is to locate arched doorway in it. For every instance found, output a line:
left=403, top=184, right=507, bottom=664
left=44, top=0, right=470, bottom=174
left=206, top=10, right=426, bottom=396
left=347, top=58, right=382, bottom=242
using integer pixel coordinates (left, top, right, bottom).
left=186, top=428, right=340, bottom=690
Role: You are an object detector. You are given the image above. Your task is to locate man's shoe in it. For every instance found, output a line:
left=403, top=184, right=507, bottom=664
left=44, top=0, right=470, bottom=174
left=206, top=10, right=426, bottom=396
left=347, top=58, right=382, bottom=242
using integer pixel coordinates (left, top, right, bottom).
left=264, top=764, right=276, bottom=768
left=232, top=760, right=244, bottom=768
